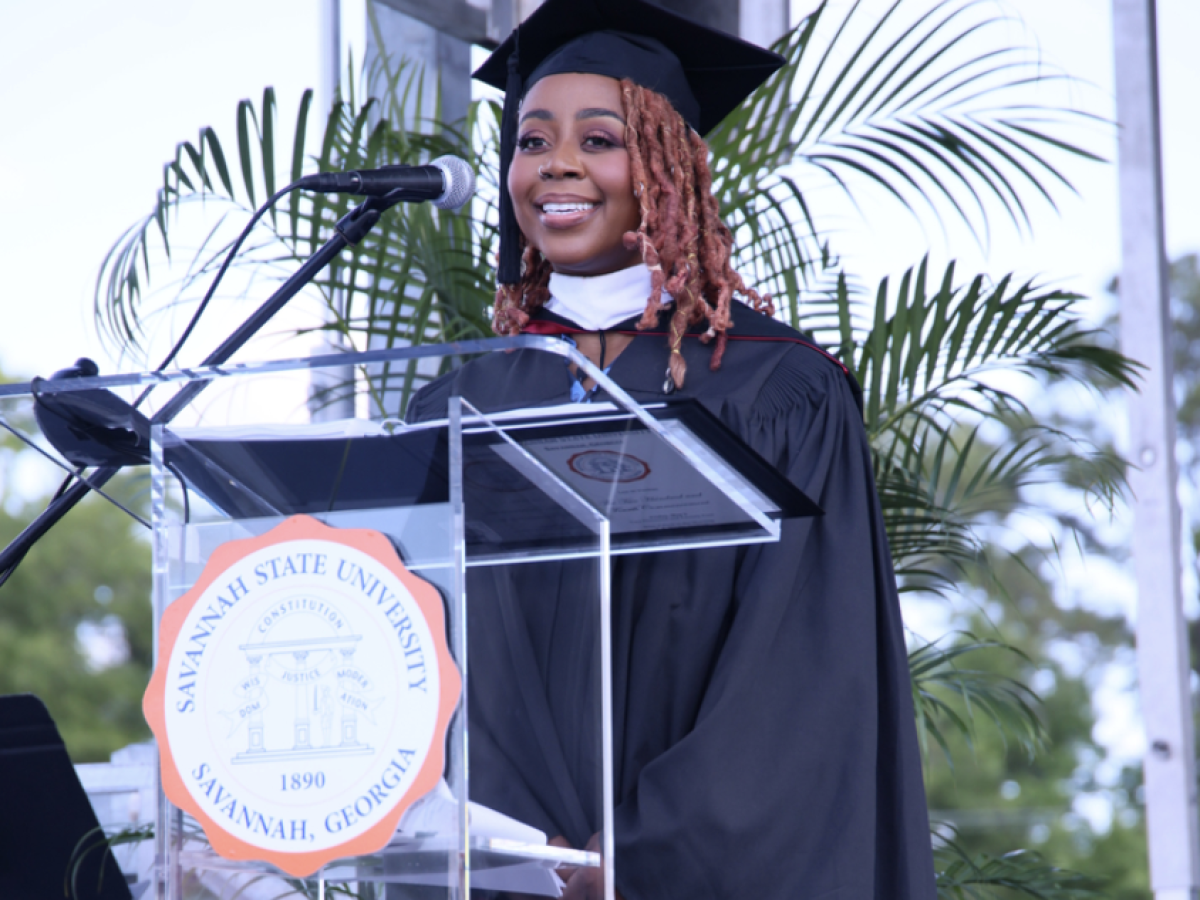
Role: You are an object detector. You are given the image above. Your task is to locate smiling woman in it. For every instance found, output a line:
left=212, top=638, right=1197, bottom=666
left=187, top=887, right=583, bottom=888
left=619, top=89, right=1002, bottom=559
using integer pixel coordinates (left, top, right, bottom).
left=509, top=74, right=642, bottom=277
left=501, top=68, right=782, bottom=393
left=405, top=1, right=938, bottom=898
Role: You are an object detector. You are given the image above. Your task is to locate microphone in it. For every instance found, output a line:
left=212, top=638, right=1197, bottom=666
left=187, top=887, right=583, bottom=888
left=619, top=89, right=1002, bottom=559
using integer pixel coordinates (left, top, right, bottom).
left=297, top=155, right=476, bottom=211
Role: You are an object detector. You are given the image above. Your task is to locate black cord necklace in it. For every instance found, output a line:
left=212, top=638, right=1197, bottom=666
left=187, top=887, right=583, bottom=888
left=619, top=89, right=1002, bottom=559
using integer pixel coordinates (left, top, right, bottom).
left=566, top=332, right=609, bottom=402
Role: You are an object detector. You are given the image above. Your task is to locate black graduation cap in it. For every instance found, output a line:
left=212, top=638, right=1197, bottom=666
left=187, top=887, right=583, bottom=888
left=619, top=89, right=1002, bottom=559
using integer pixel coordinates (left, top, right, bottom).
left=474, top=0, right=786, bottom=285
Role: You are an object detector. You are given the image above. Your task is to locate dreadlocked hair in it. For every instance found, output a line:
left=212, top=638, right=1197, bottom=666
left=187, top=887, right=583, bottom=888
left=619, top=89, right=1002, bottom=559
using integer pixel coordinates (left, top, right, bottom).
left=491, top=78, right=773, bottom=388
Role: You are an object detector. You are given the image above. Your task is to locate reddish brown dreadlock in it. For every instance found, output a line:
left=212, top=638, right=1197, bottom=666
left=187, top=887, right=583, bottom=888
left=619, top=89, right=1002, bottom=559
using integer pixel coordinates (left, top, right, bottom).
left=492, top=78, right=774, bottom=388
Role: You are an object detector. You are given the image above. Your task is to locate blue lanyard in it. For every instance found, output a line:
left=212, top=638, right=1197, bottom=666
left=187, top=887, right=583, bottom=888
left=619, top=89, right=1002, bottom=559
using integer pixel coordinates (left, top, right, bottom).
left=561, top=335, right=612, bottom=403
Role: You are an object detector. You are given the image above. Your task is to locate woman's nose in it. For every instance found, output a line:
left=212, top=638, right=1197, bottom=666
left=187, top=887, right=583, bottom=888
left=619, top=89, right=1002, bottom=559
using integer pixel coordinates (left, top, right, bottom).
left=540, top=146, right=584, bottom=179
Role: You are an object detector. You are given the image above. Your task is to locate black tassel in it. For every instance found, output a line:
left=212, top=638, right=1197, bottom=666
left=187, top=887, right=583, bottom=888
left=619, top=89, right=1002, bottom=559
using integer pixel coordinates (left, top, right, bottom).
left=497, top=45, right=524, bottom=286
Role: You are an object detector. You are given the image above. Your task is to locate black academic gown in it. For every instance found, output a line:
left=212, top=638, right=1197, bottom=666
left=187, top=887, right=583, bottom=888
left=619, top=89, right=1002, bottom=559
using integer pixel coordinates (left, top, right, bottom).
left=406, top=302, right=936, bottom=900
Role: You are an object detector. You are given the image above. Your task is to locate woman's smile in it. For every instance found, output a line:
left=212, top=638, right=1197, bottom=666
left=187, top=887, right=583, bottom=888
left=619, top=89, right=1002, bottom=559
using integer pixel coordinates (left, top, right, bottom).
left=536, top=193, right=601, bottom=227
left=509, top=72, right=643, bottom=276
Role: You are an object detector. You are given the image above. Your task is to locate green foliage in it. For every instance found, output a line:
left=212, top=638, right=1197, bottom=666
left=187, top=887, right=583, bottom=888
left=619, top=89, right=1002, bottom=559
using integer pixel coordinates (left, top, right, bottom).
left=0, top=371, right=153, bottom=763
left=920, top=551, right=1147, bottom=898
left=707, top=0, right=1104, bottom=318
left=0, top=471, right=152, bottom=762
left=95, top=60, right=496, bottom=415
left=795, top=259, right=1134, bottom=598
left=935, top=842, right=1104, bottom=899
left=910, top=636, right=1044, bottom=766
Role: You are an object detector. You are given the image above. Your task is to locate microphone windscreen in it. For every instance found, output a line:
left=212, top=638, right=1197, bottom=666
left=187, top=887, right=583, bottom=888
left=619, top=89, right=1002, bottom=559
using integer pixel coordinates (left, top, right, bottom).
left=431, top=155, right=477, bottom=211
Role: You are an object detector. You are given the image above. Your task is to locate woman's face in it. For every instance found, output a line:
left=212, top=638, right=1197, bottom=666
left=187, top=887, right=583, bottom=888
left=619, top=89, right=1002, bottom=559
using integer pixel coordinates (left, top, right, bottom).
left=509, top=72, right=643, bottom=277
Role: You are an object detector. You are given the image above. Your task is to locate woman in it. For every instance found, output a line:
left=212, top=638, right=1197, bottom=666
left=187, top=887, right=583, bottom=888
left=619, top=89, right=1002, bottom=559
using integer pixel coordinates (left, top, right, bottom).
left=407, top=1, right=936, bottom=897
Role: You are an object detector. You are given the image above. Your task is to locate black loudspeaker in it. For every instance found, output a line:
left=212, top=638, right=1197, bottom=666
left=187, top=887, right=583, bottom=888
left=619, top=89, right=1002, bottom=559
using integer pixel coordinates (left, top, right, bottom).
left=0, top=694, right=132, bottom=900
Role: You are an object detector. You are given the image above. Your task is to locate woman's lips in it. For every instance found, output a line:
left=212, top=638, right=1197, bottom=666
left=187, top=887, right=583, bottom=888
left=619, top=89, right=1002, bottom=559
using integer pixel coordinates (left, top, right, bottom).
left=536, top=198, right=600, bottom=229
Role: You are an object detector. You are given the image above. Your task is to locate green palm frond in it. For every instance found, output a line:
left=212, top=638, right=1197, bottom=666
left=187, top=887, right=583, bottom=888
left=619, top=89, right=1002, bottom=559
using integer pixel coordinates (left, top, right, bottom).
left=707, top=0, right=1104, bottom=315
left=93, top=62, right=495, bottom=413
left=799, top=260, right=1133, bottom=581
left=793, top=0, right=1102, bottom=227
left=877, top=411, right=1125, bottom=582
left=709, top=15, right=830, bottom=298
left=877, top=468, right=979, bottom=593
left=934, top=840, right=1104, bottom=899
left=65, top=823, right=149, bottom=900
left=910, top=635, right=1044, bottom=765
left=815, top=259, right=1136, bottom=434
left=69, top=823, right=366, bottom=899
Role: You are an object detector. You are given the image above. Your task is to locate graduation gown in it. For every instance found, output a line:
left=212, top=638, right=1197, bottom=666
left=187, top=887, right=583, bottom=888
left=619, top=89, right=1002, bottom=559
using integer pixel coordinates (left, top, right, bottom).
left=406, top=302, right=936, bottom=899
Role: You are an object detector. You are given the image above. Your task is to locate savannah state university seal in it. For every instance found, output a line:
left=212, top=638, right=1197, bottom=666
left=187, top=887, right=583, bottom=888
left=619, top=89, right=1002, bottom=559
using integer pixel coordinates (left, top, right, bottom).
left=144, top=515, right=460, bottom=876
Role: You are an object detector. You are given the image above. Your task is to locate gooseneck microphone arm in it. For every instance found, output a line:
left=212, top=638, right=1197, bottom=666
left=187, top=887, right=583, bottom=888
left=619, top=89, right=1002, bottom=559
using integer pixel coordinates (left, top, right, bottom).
left=0, top=189, right=411, bottom=586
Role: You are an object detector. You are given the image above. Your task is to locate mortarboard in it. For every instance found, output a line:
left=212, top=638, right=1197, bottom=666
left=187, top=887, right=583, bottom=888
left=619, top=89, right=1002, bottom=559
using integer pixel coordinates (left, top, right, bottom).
left=474, top=0, right=785, bottom=285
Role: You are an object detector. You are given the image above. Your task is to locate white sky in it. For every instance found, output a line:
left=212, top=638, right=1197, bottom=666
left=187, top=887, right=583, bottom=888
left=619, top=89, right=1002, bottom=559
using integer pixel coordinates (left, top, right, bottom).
left=0, top=0, right=335, bottom=376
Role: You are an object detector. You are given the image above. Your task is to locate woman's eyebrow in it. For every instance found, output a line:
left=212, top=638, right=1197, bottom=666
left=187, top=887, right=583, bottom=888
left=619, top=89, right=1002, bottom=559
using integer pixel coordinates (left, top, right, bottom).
left=577, top=107, right=625, bottom=124
left=519, top=109, right=554, bottom=124
left=518, top=107, right=626, bottom=126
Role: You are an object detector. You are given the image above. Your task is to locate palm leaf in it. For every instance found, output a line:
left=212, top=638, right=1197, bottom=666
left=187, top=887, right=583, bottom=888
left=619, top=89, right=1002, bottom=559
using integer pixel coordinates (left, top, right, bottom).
left=824, top=259, right=1138, bottom=439
left=934, top=840, right=1104, bottom=899
left=705, top=0, right=1104, bottom=320
left=92, top=62, right=495, bottom=414
left=790, top=0, right=1102, bottom=228
left=797, top=260, right=1134, bottom=587
left=910, top=635, right=1044, bottom=765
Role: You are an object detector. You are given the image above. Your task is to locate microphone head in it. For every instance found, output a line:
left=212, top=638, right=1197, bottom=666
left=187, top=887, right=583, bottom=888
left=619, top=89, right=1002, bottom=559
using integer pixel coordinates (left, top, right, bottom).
left=430, top=155, right=477, bottom=212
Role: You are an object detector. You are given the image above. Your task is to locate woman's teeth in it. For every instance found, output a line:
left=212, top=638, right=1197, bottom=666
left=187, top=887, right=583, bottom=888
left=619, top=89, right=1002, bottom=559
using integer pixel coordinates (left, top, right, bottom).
left=542, top=202, right=595, bottom=215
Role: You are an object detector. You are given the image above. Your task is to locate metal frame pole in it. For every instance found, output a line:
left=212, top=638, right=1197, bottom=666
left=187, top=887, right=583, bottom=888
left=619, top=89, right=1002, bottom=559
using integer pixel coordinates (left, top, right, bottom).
left=311, top=0, right=358, bottom=422
left=1112, top=1, right=1200, bottom=896
left=320, top=0, right=341, bottom=115
left=739, top=0, right=789, bottom=48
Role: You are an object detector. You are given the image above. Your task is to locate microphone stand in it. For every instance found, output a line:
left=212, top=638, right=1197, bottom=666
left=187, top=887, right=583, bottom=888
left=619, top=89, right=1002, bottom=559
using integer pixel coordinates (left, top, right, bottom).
left=0, top=189, right=410, bottom=582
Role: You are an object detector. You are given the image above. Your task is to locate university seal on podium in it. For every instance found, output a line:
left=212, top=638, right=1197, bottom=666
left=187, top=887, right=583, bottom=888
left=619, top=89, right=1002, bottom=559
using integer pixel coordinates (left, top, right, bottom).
left=143, top=515, right=461, bottom=876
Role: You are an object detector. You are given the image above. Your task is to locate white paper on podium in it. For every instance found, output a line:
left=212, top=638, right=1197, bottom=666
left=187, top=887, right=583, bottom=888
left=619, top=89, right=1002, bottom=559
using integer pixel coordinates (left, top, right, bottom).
left=397, top=778, right=545, bottom=843
left=392, top=778, right=566, bottom=896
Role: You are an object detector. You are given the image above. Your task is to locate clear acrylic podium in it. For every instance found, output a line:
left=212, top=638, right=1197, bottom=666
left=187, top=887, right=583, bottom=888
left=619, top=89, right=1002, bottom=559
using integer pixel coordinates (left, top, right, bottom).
left=0, top=337, right=788, bottom=900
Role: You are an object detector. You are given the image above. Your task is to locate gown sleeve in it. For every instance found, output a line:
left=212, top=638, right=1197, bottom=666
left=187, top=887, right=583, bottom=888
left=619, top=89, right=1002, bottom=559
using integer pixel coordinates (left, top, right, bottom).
left=611, top=345, right=936, bottom=900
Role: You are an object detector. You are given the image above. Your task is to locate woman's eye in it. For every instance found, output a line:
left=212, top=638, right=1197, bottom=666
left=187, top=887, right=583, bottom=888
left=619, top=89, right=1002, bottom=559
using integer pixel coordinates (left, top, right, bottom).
left=517, top=135, right=547, bottom=151
left=583, top=134, right=619, bottom=149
